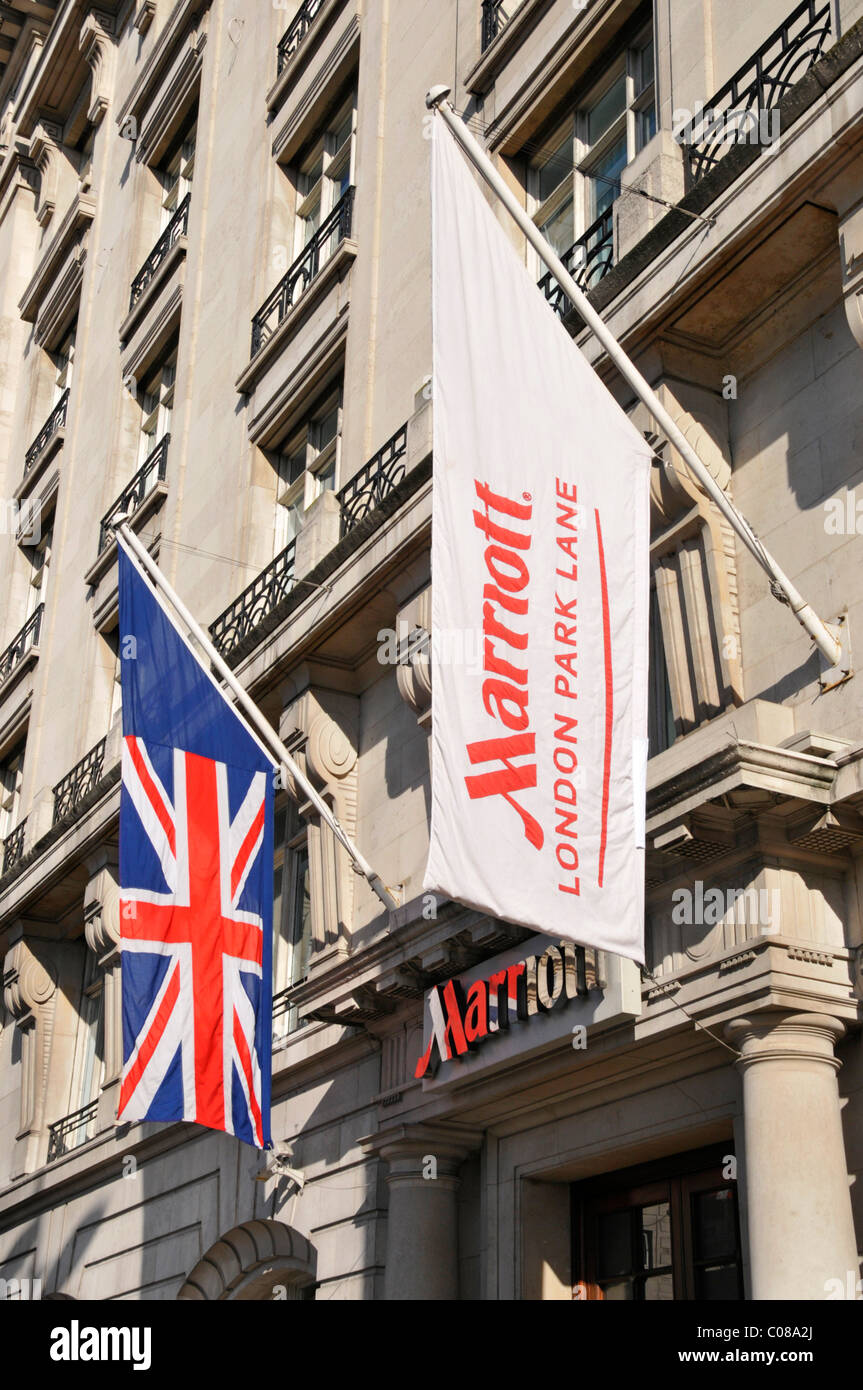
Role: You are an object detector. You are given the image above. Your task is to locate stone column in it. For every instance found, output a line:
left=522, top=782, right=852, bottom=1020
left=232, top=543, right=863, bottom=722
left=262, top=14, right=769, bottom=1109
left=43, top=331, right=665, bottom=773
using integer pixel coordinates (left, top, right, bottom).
left=726, top=1011, right=859, bottom=1300
left=370, top=1123, right=481, bottom=1301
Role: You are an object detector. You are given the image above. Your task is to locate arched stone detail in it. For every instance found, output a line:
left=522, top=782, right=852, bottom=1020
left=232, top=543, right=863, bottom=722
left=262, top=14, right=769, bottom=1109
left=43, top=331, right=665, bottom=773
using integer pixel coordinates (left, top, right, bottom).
left=177, top=1220, right=316, bottom=1301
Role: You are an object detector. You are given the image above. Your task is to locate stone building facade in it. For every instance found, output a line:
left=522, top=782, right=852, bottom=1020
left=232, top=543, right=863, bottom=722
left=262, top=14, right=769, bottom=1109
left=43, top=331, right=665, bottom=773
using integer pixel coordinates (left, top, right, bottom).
left=0, top=0, right=862, bottom=1300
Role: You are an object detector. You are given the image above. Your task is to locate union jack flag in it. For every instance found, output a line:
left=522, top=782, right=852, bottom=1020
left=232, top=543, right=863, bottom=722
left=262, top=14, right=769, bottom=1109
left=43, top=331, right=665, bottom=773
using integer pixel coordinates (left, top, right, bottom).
left=117, top=543, right=274, bottom=1148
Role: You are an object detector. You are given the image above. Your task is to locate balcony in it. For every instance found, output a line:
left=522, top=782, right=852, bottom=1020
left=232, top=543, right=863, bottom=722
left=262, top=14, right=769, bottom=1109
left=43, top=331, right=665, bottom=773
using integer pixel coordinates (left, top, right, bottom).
left=481, top=0, right=518, bottom=52
left=210, top=539, right=297, bottom=660
left=53, top=737, right=107, bottom=826
left=277, top=0, right=327, bottom=74
left=24, top=389, right=69, bottom=475
left=250, top=186, right=355, bottom=358
left=0, top=605, right=44, bottom=692
left=678, top=0, right=831, bottom=184
left=338, top=424, right=408, bottom=536
left=538, top=207, right=615, bottom=318
left=47, top=1100, right=99, bottom=1163
left=98, top=435, right=170, bottom=555
left=2, top=820, right=27, bottom=875
left=129, top=194, right=191, bottom=310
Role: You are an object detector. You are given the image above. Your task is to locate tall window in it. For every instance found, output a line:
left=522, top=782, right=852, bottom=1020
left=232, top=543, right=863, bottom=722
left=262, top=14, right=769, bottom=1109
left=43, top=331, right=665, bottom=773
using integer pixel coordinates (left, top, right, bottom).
left=70, top=949, right=104, bottom=1119
left=272, top=797, right=312, bottom=1044
left=294, top=94, right=356, bottom=261
left=528, top=22, right=655, bottom=255
left=138, top=348, right=176, bottom=468
left=573, top=1148, right=743, bottom=1300
left=0, top=742, right=25, bottom=842
left=25, top=523, right=52, bottom=620
left=51, top=323, right=75, bottom=405
left=648, top=579, right=675, bottom=755
left=274, top=386, right=341, bottom=553
left=159, top=121, right=196, bottom=229
left=103, top=626, right=122, bottom=727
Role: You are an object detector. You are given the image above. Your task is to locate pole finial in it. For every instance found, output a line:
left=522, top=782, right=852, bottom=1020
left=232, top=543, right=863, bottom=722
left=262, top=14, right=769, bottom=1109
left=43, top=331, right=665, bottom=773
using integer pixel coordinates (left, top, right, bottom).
left=426, top=84, right=452, bottom=110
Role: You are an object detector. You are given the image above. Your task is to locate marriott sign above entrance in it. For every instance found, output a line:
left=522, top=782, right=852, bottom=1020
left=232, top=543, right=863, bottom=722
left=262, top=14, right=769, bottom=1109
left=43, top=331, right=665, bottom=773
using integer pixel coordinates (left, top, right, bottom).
left=414, top=935, right=642, bottom=1088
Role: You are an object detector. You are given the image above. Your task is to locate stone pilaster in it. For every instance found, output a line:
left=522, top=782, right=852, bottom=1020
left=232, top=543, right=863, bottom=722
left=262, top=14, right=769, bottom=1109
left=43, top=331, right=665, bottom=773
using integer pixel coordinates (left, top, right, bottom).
left=2, top=926, right=58, bottom=1177
left=365, top=1123, right=482, bottom=1300
left=726, top=1010, right=860, bottom=1300
left=280, top=687, right=360, bottom=962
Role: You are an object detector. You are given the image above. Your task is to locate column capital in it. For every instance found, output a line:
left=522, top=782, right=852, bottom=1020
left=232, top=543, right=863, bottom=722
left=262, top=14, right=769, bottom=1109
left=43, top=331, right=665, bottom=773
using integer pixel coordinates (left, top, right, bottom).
left=725, top=1010, right=846, bottom=1072
left=363, top=1121, right=483, bottom=1168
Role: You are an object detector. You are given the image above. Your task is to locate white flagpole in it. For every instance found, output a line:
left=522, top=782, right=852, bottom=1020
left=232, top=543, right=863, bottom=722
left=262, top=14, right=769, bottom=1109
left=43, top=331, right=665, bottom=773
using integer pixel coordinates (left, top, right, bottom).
left=114, top=520, right=399, bottom=911
left=425, top=87, right=845, bottom=672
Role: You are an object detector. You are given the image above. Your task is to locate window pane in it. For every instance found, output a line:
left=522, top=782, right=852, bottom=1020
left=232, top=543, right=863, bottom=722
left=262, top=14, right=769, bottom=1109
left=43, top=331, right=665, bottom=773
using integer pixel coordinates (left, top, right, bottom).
left=587, top=137, right=627, bottom=221
left=643, top=1272, right=674, bottom=1300
left=332, top=111, right=353, bottom=153
left=315, top=405, right=339, bottom=452
left=637, top=102, right=657, bottom=152
left=540, top=196, right=575, bottom=256
left=637, top=38, right=655, bottom=95
left=640, top=1202, right=672, bottom=1270
left=601, top=1279, right=633, bottom=1300
left=696, top=1263, right=741, bottom=1300
left=587, top=74, right=626, bottom=145
left=537, top=134, right=573, bottom=202
left=597, top=1209, right=632, bottom=1277
left=693, top=1189, right=738, bottom=1260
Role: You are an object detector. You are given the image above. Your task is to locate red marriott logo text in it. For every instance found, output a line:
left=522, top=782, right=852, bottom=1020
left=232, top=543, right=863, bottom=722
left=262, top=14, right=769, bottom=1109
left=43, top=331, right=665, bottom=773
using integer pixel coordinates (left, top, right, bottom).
left=464, top=481, right=543, bottom=849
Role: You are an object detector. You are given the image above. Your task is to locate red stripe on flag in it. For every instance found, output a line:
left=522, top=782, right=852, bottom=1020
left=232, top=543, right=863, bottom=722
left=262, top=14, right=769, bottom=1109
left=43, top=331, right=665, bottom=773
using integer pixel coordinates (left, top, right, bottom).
left=128, top=738, right=176, bottom=855
left=233, top=1008, right=262, bottom=1146
left=231, top=801, right=265, bottom=900
left=118, top=961, right=180, bottom=1116
left=595, top=509, right=613, bottom=889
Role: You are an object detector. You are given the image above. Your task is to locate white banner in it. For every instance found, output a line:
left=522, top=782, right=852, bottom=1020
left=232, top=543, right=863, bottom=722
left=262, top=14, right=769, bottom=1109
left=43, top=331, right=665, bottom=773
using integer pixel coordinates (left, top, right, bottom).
left=423, top=120, right=652, bottom=963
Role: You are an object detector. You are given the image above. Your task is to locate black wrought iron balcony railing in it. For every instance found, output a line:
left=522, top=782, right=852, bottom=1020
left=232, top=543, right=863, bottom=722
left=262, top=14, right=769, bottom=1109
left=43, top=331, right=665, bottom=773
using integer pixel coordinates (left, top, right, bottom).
left=129, top=193, right=191, bottom=309
left=47, top=1100, right=99, bottom=1162
left=538, top=207, right=615, bottom=317
left=481, top=0, right=516, bottom=51
left=0, top=605, right=44, bottom=687
left=25, top=389, right=69, bottom=473
left=679, top=0, right=831, bottom=183
left=250, top=186, right=355, bottom=357
left=210, top=539, right=297, bottom=659
left=98, top=435, right=170, bottom=554
left=2, top=819, right=26, bottom=874
left=53, top=736, right=107, bottom=825
left=277, top=0, right=326, bottom=74
left=338, top=424, right=408, bottom=536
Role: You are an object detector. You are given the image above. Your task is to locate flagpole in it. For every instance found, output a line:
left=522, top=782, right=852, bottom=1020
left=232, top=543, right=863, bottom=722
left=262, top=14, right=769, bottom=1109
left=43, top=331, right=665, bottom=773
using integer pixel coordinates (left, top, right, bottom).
left=113, top=520, right=400, bottom=912
left=425, top=87, right=846, bottom=673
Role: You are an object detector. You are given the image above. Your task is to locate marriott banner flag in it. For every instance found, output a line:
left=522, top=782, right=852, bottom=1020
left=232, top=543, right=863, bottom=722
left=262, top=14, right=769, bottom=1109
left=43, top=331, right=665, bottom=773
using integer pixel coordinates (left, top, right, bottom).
left=423, top=120, right=652, bottom=963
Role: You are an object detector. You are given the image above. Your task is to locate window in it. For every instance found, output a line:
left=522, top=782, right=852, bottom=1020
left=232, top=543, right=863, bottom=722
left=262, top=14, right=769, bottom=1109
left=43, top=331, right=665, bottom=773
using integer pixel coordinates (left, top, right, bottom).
left=294, top=95, right=356, bottom=262
left=273, top=387, right=341, bottom=553
left=0, top=742, right=25, bottom=842
left=25, top=524, right=52, bottom=620
left=573, top=1148, right=743, bottom=1300
left=528, top=22, right=655, bottom=255
left=103, top=627, right=122, bottom=727
left=272, top=796, right=312, bottom=1044
left=138, top=348, right=176, bottom=468
left=70, top=949, right=105, bottom=1120
left=159, top=122, right=196, bottom=229
left=51, top=324, right=76, bottom=405
left=648, top=579, right=675, bottom=755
